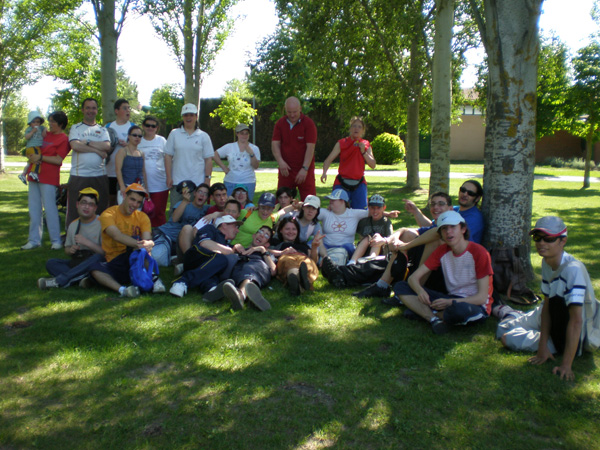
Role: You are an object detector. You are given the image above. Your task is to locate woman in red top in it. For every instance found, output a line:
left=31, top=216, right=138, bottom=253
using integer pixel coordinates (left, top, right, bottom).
left=21, top=111, right=71, bottom=250
left=320, top=117, right=376, bottom=210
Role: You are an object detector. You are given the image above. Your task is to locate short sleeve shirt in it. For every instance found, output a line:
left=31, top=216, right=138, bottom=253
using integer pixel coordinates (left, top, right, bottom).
left=69, top=122, right=110, bottom=177
left=65, top=216, right=102, bottom=251
left=100, top=206, right=151, bottom=262
left=318, top=207, right=369, bottom=247
left=231, top=210, right=276, bottom=247
left=356, top=216, right=393, bottom=238
left=272, top=114, right=317, bottom=169
left=165, top=127, right=214, bottom=185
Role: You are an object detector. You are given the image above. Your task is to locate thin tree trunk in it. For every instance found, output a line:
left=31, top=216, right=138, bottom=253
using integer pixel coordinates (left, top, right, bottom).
left=0, top=107, right=5, bottom=174
left=429, top=0, right=454, bottom=195
left=584, top=128, right=593, bottom=189
left=405, top=40, right=422, bottom=191
left=183, top=0, right=196, bottom=104
left=97, top=0, right=119, bottom=123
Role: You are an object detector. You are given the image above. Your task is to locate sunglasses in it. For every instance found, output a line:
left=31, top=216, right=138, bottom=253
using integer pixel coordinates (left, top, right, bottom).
left=429, top=201, right=448, bottom=207
left=532, top=234, right=561, bottom=243
left=130, top=134, right=143, bottom=138
left=144, top=123, right=158, bottom=128
left=460, top=186, right=478, bottom=197
left=256, top=229, right=271, bottom=239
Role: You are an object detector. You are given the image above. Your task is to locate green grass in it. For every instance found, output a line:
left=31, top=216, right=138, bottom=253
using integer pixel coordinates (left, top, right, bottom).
left=1, top=171, right=600, bottom=449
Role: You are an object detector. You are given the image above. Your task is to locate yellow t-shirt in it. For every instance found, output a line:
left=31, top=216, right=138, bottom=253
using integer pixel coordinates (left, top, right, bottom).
left=100, top=206, right=151, bottom=262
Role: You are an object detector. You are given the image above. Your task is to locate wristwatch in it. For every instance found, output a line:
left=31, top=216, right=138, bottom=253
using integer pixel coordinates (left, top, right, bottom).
left=302, top=165, right=309, bottom=171
left=249, top=153, right=255, bottom=158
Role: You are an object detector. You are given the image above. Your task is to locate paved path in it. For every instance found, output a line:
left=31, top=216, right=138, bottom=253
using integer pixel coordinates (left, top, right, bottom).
left=3, top=162, right=598, bottom=183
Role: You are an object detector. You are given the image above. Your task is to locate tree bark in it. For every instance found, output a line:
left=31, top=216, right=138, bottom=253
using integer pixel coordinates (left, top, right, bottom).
left=96, top=0, right=119, bottom=123
left=476, top=0, right=542, bottom=280
left=584, top=127, right=593, bottom=189
left=183, top=0, right=196, bottom=105
left=405, top=39, right=422, bottom=191
left=429, top=0, right=454, bottom=195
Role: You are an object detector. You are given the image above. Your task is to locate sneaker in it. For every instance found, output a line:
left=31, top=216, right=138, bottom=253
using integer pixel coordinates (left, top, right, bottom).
left=79, top=277, right=94, bottom=289
left=50, top=243, right=63, bottom=250
left=357, top=255, right=377, bottom=264
left=29, top=172, right=39, bottom=181
left=169, top=282, right=187, bottom=298
left=152, top=278, right=166, bottom=293
left=18, top=174, right=28, bottom=185
left=381, top=295, right=403, bottom=307
left=173, top=263, right=184, bottom=277
left=493, top=304, right=522, bottom=320
left=353, top=283, right=391, bottom=299
left=245, top=282, right=271, bottom=311
left=431, top=317, right=449, bottom=335
left=321, top=256, right=346, bottom=288
left=38, top=277, right=59, bottom=290
left=223, top=282, right=244, bottom=310
left=122, top=285, right=140, bottom=298
left=287, top=272, right=300, bottom=295
left=298, top=262, right=311, bottom=291
left=202, top=279, right=234, bottom=303
left=21, top=242, right=40, bottom=250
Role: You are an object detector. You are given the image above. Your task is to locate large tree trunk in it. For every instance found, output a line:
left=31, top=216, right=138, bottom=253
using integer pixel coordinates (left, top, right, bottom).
left=183, top=0, right=196, bottom=105
left=0, top=106, right=5, bottom=174
left=405, top=40, right=422, bottom=191
left=97, top=0, right=119, bottom=123
left=429, top=0, right=454, bottom=195
left=478, top=0, right=542, bottom=279
left=584, top=128, right=593, bottom=189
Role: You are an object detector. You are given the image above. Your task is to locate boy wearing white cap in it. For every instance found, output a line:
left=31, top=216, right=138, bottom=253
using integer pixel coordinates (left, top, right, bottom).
left=394, top=210, right=493, bottom=335
left=497, top=216, right=599, bottom=381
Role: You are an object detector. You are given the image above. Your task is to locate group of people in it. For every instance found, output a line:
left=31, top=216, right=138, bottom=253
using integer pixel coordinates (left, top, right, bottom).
left=20, top=96, right=599, bottom=381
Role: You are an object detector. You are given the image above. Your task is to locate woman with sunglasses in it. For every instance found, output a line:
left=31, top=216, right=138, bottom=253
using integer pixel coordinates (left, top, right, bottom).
left=139, top=116, right=169, bottom=226
left=115, top=125, right=147, bottom=204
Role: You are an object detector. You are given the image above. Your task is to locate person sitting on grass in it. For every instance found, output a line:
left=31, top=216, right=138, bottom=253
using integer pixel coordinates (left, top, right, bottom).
left=347, top=194, right=396, bottom=266
left=232, top=184, right=254, bottom=210
left=393, top=211, right=493, bottom=335
left=87, top=183, right=165, bottom=297
left=169, top=215, right=244, bottom=298
left=274, top=186, right=297, bottom=212
left=38, top=187, right=105, bottom=289
left=496, top=216, right=600, bottom=381
left=206, top=182, right=228, bottom=214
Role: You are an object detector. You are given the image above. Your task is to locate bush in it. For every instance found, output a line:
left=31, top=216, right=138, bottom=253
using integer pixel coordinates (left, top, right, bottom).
left=371, top=132, right=405, bottom=165
left=540, top=156, right=597, bottom=170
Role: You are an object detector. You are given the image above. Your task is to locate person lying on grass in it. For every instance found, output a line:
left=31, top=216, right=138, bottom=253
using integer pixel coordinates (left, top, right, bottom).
left=496, top=216, right=600, bottom=381
left=393, top=210, right=493, bottom=335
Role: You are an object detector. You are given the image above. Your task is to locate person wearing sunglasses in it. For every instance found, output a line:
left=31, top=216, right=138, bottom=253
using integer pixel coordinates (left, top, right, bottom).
left=455, top=180, right=484, bottom=244
left=115, top=126, right=147, bottom=205
left=496, top=216, right=599, bottom=381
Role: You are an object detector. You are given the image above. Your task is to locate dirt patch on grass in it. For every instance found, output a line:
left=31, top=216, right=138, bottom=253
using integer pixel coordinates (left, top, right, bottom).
left=142, top=422, right=163, bottom=437
left=196, top=315, right=219, bottom=322
left=283, top=382, right=335, bottom=409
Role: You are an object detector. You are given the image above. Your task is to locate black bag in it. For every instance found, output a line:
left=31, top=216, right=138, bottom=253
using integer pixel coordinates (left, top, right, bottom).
left=336, top=175, right=364, bottom=192
left=490, top=247, right=540, bottom=305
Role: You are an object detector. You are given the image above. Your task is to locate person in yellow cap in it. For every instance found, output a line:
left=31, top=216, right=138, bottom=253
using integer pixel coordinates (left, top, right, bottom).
left=87, top=183, right=164, bottom=297
left=38, top=188, right=105, bottom=289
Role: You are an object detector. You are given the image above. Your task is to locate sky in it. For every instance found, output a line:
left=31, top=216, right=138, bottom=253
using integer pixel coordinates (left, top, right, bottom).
left=22, top=0, right=597, bottom=112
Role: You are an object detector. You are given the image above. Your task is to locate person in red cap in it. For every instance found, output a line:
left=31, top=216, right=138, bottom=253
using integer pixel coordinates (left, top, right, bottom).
left=87, top=183, right=164, bottom=297
left=497, top=216, right=599, bottom=381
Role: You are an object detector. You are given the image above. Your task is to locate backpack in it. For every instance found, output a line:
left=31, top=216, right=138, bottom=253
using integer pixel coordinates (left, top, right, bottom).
left=129, top=248, right=159, bottom=292
left=490, top=247, right=540, bottom=305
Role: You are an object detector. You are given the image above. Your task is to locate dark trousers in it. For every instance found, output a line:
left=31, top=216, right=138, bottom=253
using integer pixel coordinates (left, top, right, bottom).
left=179, top=246, right=229, bottom=292
left=46, top=253, right=105, bottom=287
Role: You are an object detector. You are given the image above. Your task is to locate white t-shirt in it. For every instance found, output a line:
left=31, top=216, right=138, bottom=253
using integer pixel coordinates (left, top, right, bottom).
left=165, top=127, right=214, bottom=185
left=139, top=135, right=168, bottom=193
left=105, top=121, right=134, bottom=177
left=216, top=142, right=260, bottom=184
left=69, top=123, right=110, bottom=177
left=318, top=208, right=368, bottom=247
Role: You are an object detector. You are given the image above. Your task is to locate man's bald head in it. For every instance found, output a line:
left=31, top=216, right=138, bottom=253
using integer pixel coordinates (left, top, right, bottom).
left=285, top=97, right=302, bottom=125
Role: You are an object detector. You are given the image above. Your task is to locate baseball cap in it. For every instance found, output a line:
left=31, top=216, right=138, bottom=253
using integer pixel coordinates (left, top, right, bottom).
left=214, top=215, right=243, bottom=228
left=232, top=184, right=249, bottom=193
left=235, top=123, right=250, bottom=132
left=78, top=187, right=99, bottom=201
left=437, top=210, right=465, bottom=228
left=326, top=190, right=350, bottom=202
left=303, top=195, right=321, bottom=209
left=258, top=192, right=276, bottom=207
left=529, top=216, right=567, bottom=237
left=368, top=194, right=385, bottom=206
left=181, top=103, right=198, bottom=115
left=176, top=180, right=197, bottom=194
left=125, top=183, right=148, bottom=198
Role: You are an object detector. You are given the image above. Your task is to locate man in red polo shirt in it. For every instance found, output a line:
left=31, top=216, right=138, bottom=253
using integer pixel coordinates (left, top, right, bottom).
left=271, top=96, right=317, bottom=200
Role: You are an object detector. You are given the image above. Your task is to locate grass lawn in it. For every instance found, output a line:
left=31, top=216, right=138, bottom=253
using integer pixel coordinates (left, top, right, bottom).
left=1, top=171, right=600, bottom=449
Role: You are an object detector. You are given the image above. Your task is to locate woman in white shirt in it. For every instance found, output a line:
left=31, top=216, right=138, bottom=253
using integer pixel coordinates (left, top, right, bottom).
left=213, top=123, right=260, bottom=201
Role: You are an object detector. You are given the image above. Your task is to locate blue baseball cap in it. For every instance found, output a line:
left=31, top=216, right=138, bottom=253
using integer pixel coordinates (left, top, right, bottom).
left=326, top=190, right=350, bottom=202
left=258, top=192, right=276, bottom=207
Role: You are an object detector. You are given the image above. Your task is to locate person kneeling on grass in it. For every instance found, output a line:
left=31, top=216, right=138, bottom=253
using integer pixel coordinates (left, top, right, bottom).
left=496, top=216, right=600, bottom=381
left=87, top=183, right=165, bottom=298
left=394, top=210, right=493, bottom=335
left=38, top=187, right=105, bottom=289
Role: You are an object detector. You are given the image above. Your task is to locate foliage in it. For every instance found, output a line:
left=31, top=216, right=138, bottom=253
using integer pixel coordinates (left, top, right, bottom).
left=144, top=0, right=239, bottom=105
left=209, top=90, right=257, bottom=136
left=2, top=92, right=29, bottom=154
left=224, top=79, right=252, bottom=99
left=541, top=156, right=597, bottom=170
left=371, top=132, right=406, bottom=165
left=149, top=84, right=185, bottom=130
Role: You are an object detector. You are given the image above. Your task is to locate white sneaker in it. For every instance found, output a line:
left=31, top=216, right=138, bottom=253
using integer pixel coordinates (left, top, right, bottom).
left=50, top=243, right=63, bottom=250
left=169, top=282, right=187, bottom=297
left=18, top=174, right=27, bottom=185
left=38, top=277, right=59, bottom=290
left=173, top=263, right=184, bottom=277
left=79, top=277, right=94, bottom=289
left=21, top=242, right=40, bottom=250
left=152, top=278, right=166, bottom=293
left=121, top=285, right=140, bottom=298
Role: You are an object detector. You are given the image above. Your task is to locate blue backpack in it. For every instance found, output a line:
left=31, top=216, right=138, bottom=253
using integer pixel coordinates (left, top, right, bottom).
left=129, top=248, right=159, bottom=292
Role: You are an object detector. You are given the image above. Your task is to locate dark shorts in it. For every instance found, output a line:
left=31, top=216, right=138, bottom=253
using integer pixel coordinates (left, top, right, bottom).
left=91, top=251, right=132, bottom=286
left=231, top=258, right=271, bottom=287
left=108, top=176, right=118, bottom=195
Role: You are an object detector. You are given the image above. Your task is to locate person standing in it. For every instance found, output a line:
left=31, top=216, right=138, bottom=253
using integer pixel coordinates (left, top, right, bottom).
left=164, top=103, right=214, bottom=209
left=66, top=98, right=111, bottom=228
left=105, top=99, right=136, bottom=206
left=271, top=96, right=317, bottom=200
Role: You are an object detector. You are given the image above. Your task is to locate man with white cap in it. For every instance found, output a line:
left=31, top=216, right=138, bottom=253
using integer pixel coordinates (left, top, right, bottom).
left=169, top=215, right=244, bottom=298
left=164, top=103, right=214, bottom=209
left=497, top=216, right=599, bottom=381
left=394, top=210, right=493, bottom=335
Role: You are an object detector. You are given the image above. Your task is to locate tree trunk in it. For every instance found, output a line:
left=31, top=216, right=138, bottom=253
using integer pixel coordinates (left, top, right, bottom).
left=0, top=107, right=5, bottom=174
left=193, top=0, right=205, bottom=109
left=478, top=0, right=542, bottom=280
left=183, top=0, right=196, bottom=105
left=97, top=0, right=119, bottom=124
left=429, top=0, right=454, bottom=195
left=584, top=128, right=593, bottom=189
left=405, top=40, right=422, bottom=191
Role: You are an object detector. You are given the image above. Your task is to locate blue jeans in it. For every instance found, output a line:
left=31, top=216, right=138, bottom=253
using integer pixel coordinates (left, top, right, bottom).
left=224, top=181, right=256, bottom=202
left=332, top=182, right=368, bottom=210
left=28, top=182, right=61, bottom=245
left=152, top=235, right=173, bottom=267
left=46, top=253, right=105, bottom=287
